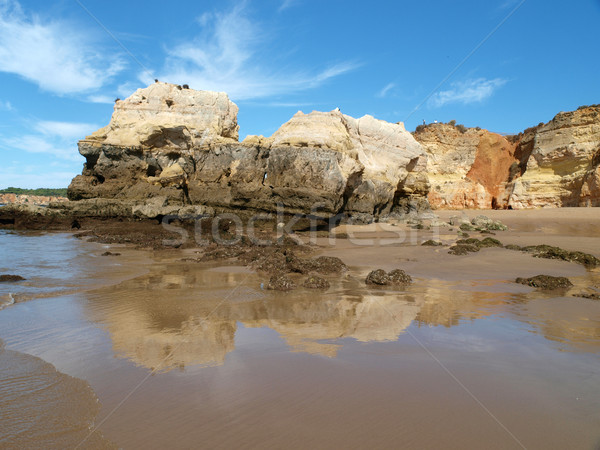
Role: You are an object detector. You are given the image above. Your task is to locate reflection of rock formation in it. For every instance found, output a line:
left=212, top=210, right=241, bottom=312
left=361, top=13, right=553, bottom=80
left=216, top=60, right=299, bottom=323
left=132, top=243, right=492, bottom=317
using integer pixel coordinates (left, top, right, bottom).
left=414, top=283, right=510, bottom=327
left=85, top=266, right=600, bottom=372
left=512, top=297, right=600, bottom=353
left=84, top=266, right=426, bottom=370
left=242, top=293, right=423, bottom=357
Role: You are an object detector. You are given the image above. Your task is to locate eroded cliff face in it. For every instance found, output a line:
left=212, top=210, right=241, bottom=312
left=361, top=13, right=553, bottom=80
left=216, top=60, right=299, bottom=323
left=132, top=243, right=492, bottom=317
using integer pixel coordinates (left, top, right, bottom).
left=414, top=105, right=600, bottom=210
left=506, top=106, right=600, bottom=208
left=69, top=82, right=429, bottom=221
left=414, top=124, right=518, bottom=209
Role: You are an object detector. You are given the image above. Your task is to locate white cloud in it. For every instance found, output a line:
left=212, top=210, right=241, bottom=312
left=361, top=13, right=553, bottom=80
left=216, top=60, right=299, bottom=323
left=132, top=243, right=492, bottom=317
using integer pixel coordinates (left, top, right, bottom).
left=377, top=82, right=396, bottom=98
left=87, top=95, right=115, bottom=104
left=0, top=100, right=13, bottom=110
left=2, top=135, right=82, bottom=161
left=0, top=0, right=124, bottom=94
left=278, top=0, right=299, bottom=12
left=155, top=5, right=357, bottom=100
left=428, top=78, right=507, bottom=108
left=1, top=120, right=96, bottom=162
left=35, top=121, right=99, bottom=140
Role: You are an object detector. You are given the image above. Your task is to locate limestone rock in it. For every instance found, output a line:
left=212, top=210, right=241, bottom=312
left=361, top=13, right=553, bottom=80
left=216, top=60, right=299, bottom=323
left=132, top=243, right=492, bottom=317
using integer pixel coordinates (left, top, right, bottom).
left=68, top=84, right=430, bottom=222
left=87, top=82, right=239, bottom=147
left=414, top=123, right=518, bottom=209
left=506, top=106, right=600, bottom=208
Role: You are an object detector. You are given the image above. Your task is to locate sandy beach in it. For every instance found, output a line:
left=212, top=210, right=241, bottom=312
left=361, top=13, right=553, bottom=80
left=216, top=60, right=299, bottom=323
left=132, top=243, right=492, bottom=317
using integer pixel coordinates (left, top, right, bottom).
left=0, top=208, right=599, bottom=448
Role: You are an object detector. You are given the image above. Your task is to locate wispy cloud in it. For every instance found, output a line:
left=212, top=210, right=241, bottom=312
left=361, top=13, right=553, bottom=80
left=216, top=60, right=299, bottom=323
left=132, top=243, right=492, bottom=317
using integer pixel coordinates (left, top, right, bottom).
left=278, top=0, right=299, bottom=12
left=1, top=120, right=97, bottom=161
left=35, top=121, right=99, bottom=140
left=428, top=78, right=507, bottom=108
left=153, top=4, right=357, bottom=100
left=377, top=82, right=396, bottom=98
left=0, top=100, right=13, bottom=111
left=87, top=94, right=115, bottom=104
left=2, top=135, right=82, bottom=161
left=498, top=0, right=521, bottom=10
left=0, top=0, right=124, bottom=94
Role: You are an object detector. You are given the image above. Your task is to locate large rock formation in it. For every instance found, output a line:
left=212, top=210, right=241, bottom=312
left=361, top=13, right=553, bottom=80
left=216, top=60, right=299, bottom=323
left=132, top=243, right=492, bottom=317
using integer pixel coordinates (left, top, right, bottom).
left=68, top=82, right=430, bottom=221
left=414, top=123, right=518, bottom=209
left=87, top=83, right=239, bottom=147
left=505, top=106, right=600, bottom=208
left=414, top=105, right=600, bottom=210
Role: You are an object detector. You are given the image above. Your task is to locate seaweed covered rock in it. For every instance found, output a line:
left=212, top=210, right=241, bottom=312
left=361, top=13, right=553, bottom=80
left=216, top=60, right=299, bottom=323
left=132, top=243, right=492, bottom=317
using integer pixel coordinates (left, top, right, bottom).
left=448, top=244, right=480, bottom=255
left=455, top=237, right=503, bottom=248
left=0, top=274, right=25, bottom=282
left=421, top=240, right=443, bottom=246
left=365, top=269, right=412, bottom=286
left=267, top=274, right=297, bottom=291
left=516, top=275, right=573, bottom=290
left=522, top=245, right=600, bottom=267
left=572, top=292, right=600, bottom=300
left=302, top=276, right=330, bottom=290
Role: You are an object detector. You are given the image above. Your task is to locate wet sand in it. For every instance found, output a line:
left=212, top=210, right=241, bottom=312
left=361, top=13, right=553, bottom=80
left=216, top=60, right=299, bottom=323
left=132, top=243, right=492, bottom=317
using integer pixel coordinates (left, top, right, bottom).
left=0, top=209, right=599, bottom=449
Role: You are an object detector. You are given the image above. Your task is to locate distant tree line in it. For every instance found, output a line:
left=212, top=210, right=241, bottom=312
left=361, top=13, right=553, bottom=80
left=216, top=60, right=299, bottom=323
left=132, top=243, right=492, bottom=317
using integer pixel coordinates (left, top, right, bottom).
left=0, top=187, right=68, bottom=197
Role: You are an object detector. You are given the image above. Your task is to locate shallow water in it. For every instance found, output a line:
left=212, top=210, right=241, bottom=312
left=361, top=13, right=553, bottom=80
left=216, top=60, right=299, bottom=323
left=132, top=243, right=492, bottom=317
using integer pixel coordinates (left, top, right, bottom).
left=0, top=227, right=599, bottom=449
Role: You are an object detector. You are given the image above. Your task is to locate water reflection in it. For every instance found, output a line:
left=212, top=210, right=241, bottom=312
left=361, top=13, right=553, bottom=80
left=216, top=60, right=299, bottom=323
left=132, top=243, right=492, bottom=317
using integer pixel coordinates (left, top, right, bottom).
left=82, top=262, right=600, bottom=372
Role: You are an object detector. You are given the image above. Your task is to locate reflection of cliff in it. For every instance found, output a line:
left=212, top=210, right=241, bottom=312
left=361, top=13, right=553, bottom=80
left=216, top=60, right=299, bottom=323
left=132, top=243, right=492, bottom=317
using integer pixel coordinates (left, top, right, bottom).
left=241, top=293, right=422, bottom=356
left=84, top=266, right=600, bottom=372
left=512, top=297, right=600, bottom=353
left=84, top=265, right=427, bottom=371
left=414, top=283, right=510, bottom=327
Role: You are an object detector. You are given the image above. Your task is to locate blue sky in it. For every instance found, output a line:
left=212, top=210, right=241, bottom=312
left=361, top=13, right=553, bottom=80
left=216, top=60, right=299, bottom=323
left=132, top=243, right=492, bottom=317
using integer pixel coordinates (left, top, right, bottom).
left=0, top=0, right=599, bottom=188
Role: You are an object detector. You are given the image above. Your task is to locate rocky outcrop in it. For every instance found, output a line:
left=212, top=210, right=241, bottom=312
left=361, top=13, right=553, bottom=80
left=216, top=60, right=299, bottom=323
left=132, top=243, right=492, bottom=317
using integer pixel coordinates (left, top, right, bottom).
left=414, top=106, right=600, bottom=210
left=87, top=82, right=239, bottom=147
left=414, top=123, right=518, bottom=209
left=68, top=82, right=430, bottom=222
left=505, top=106, right=600, bottom=208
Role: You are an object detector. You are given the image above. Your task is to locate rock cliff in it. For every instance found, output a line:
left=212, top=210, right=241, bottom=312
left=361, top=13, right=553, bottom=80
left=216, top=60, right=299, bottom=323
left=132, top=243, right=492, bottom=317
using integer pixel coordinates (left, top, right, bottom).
left=414, top=123, right=518, bottom=209
left=505, top=106, right=600, bottom=208
left=68, top=82, right=430, bottom=221
left=414, top=105, right=600, bottom=210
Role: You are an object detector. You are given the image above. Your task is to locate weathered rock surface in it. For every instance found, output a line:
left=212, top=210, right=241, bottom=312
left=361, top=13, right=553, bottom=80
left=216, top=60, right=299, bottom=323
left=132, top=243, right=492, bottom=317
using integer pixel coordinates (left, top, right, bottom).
left=414, top=123, right=518, bottom=209
left=68, top=83, right=430, bottom=222
left=413, top=106, right=600, bottom=210
left=505, top=106, right=600, bottom=208
left=87, top=82, right=239, bottom=147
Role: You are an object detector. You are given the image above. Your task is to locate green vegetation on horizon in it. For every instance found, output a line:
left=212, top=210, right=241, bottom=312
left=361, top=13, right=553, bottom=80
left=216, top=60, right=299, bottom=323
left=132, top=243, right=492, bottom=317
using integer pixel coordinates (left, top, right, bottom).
left=0, top=187, right=68, bottom=197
